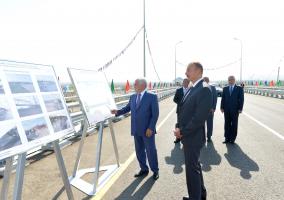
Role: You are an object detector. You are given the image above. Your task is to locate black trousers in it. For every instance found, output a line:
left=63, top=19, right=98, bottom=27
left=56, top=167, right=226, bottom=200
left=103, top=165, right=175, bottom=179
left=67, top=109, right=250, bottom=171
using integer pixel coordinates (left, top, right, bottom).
left=224, top=111, right=239, bottom=142
left=206, top=112, right=214, bottom=139
left=183, top=143, right=206, bottom=200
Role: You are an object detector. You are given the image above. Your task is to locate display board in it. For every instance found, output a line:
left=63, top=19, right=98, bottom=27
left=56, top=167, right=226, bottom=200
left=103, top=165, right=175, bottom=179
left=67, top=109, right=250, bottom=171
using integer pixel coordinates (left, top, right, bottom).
left=67, top=68, right=117, bottom=126
left=0, top=60, right=74, bottom=160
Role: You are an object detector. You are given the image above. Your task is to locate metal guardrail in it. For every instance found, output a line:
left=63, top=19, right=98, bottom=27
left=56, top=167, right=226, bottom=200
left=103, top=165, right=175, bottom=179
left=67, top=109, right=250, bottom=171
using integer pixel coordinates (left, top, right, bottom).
left=0, top=87, right=177, bottom=173
left=244, top=86, right=284, bottom=99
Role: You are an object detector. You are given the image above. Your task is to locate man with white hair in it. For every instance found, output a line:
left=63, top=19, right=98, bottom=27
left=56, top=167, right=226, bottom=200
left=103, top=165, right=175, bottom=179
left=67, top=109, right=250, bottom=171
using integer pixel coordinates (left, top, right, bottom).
left=111, top=78, right=160, bottom=180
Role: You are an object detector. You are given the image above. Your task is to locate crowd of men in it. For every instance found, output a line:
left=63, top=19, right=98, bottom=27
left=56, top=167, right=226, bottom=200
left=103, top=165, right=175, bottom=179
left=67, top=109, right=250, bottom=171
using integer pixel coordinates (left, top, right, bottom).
left=112, top=62, right=244, bottom=200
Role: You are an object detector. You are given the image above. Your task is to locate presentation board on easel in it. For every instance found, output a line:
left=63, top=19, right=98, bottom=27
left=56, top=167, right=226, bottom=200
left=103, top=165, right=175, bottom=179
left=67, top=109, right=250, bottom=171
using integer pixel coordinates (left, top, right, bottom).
left=0, top=60, right=74, bottom=161
left=0, top=60, right=75, bottom=200
left=67, top=68, right=117, bottom=125
left=67, top=68, right=120, bottom=196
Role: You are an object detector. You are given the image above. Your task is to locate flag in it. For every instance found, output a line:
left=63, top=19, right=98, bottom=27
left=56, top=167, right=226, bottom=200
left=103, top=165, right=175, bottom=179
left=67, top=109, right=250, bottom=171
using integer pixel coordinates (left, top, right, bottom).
left=153, top=82, right=156, bottom=89
left=259, top=81, right=263, bottom=86
left=157, top=82, right=160, bottom=88
left=148, top=82, right=152, bottom=90
left=110, top=79, right=115, bottom=94
left=125, top=80, right=130, bottom=93
left=255, top=81, right=259, bottom=86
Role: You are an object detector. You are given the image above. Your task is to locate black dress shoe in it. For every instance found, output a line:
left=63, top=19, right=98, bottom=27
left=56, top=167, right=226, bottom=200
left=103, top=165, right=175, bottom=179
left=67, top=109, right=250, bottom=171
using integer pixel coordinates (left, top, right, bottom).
left=153, top=172, right=159, bottom=180
left=183, top=197, right=189, bottom=200
left=207, top=138, right=212, bottom=142
left=174, top=138, right=181, bottom=143
left=222, top=140, right=229, bottom=144
left=134, top=170, right=149, bottom=178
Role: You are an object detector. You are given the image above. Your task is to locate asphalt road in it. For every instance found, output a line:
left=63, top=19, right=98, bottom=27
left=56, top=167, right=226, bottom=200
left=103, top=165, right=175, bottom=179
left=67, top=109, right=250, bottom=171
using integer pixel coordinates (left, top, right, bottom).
left=0, top=94, right=283, bottom=200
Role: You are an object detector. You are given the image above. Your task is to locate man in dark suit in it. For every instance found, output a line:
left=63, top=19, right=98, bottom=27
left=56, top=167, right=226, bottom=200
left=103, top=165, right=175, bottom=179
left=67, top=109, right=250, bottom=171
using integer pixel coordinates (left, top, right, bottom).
left=173, top=78, right=190, bottom=143
left=174, top=62, right=212, bottom=200
left=203, top=77, right=217, bottom=142
left=111, top=78, right=159, bottom=180
left=221, top=75, right=244, bottom=144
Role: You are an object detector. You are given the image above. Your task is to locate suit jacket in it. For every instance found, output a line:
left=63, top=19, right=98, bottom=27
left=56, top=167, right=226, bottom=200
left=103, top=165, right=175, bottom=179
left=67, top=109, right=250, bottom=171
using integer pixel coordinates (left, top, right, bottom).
left=116, top=91, right=159, bottom=136
left=221, top=85, right=244, bottom=113
left=209, top=85, right=217, bottom=110
left=177, top=80, right=212, bottom=147
left=173, top=87, right=184, bottom=113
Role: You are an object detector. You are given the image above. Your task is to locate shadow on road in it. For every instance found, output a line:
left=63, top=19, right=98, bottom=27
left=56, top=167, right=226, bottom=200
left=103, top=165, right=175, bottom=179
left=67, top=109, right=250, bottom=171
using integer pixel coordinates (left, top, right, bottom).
left=114, top=176, right=155, bottom=200
left=165, top=143, right=185, bottom=174
left=200, top=141, right=222, bottom=172
left=225, top=143, right=259, bottom=179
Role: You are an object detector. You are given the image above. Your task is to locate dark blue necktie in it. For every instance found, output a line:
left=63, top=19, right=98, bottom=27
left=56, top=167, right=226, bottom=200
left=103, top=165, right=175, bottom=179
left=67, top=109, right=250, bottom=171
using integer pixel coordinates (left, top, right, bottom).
left=229, top=86, right=233, bottom=95
left=136, top=93, right=141, bottom=108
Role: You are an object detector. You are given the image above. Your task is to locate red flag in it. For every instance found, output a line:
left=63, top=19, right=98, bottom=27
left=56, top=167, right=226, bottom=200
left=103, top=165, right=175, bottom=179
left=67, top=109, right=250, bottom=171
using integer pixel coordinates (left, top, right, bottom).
left=255, top=81, right=259, bottom=86
left=125, top=80, right=130, bottom=93
left=148, top=82, right=152, bottom=90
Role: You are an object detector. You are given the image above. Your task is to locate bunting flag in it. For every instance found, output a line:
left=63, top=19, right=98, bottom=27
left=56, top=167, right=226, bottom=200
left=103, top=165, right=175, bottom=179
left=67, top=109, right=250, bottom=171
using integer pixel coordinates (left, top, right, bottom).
left=157, top=82, right=160, bottom=88
left=255, top=81, right=259, bottom=86
left=277, top=80, right=282, bottom=86
left=97, top=26, right=144, bottom=72
left=148, top=82, right=152, bottom=90
left=259, top=81, right=263, bottom=86
left=110, top=79, right=115, bottom=94
left=153, top=82, right=156, bottom=89
left=125, top=80, right=130, bottom=93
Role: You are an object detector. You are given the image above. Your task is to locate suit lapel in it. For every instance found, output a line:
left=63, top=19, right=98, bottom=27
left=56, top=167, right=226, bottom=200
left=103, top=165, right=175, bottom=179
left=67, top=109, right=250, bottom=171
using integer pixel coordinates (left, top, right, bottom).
left=180, top=80, right=203, bottom=105
left=136, top=91, right=147, bottom=110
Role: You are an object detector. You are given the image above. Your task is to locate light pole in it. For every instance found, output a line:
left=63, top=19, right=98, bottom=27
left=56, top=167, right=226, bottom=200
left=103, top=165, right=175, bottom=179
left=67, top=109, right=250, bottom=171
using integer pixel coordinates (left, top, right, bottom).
left=143, top=0, right=146, bottom=77
left=175, top=41, right=183, bottom=84
left=234, top=37, right=243, bottom=82
left=276, top=56, right=284, bottom=83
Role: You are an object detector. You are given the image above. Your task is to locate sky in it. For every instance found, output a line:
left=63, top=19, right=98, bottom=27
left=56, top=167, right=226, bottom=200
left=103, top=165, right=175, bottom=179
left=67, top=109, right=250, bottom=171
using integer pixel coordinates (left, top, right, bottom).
left=0, top=0, right=284, bottom=83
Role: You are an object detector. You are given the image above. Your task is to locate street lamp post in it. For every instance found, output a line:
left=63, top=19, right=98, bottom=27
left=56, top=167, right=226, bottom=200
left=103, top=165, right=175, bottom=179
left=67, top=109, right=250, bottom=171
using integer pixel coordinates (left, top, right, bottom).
left=174, top=41, right=183, bottom=84
left=234, top=37, right=243, bottom=82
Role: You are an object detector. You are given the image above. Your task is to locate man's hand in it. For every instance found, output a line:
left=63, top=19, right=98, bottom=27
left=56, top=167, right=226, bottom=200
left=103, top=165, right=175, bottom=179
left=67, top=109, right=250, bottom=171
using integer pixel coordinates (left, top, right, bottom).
left=111, top=110, right=118, bottom=115
left=221, top=109, right=224, bottom=113
left=174, top=128, right=182, bottom=139
left=146, top=128, right=153, bottom=137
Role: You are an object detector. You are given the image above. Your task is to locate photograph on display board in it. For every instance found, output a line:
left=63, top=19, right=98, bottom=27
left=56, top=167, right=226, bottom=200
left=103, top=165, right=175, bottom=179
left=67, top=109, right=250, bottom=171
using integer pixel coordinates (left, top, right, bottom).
left=36, top=75, right=58, bottom=92
left=0, top=78, right=4, bottom=94
left=68, top=69, right=117, bottom=124
left=0, top=97, right=13, bottom=121
left=0, top=123, right=21, bottom=151
left=22, top=117, right=50, bottom=142
left=14, top=96, right=42, bottom=117
left=43, top=94, right=64, bottom=112
left=6, top=73, right=35, bottom=94
left=49, top=113, right=71, bottom=132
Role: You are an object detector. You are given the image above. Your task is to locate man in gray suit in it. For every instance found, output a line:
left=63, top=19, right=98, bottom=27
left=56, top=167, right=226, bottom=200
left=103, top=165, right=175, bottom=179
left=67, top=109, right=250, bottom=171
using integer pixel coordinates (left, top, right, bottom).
left=174, top=62, right=212, bottom=200
left=203, top=77, right=217, bottom=142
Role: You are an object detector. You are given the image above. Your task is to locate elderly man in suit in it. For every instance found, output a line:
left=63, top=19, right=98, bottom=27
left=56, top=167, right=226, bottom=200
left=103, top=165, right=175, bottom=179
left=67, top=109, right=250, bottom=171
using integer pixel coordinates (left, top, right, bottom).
left=111, top=78, right=159, bottom=180
left=174, top=62, right=212, bottom=200
left=173, top=78, right=190, bottom=143
left=221, top=75, right=244, bottom=144
left=203, top=77, right=217, bottom=142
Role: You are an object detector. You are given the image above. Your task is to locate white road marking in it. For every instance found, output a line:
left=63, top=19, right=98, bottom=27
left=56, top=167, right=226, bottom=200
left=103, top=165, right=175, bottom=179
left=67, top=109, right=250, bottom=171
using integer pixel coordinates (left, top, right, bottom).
left=92, top=106, right=176, bottom=200
left=243, top=111, right=284, bottom=141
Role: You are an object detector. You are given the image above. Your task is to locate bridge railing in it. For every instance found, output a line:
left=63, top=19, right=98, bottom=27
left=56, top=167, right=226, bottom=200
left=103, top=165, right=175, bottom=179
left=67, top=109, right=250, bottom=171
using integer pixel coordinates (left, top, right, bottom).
left=244, top=86, right=284, bottom=99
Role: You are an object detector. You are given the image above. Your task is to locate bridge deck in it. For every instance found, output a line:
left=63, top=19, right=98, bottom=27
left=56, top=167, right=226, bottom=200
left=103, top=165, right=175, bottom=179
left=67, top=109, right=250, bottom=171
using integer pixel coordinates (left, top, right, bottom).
left=0, top=94, right=283, bottom=200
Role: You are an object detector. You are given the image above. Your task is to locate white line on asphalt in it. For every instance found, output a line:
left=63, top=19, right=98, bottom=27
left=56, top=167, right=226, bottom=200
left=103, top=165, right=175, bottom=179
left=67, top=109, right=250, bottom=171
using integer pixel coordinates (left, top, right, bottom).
left=92, top=106, right=176, bottom=200
left=243, top=111, right=284, bottom=141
